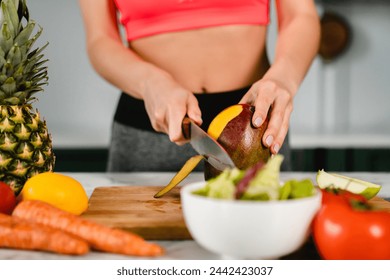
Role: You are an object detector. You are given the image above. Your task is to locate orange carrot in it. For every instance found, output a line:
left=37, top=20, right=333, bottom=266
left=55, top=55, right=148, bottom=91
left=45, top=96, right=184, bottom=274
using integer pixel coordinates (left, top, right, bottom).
left=12, top=200, right=164, bottom=257
left=0, top=213, right=89, bottom=255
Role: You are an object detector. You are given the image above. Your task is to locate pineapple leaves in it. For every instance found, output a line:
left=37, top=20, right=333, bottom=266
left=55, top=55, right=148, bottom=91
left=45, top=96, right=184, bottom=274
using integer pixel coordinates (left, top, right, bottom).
left=1, top=76, right=16, bottom=95
left=0, top=53, right=5, bottom=69
left=14, top=20, right=34, bottom=46
left=2, top=96, right=18, bottom=104
left=16, top=0, right=29, bottom=22
left=0, top=0, right=49, bottom=105
left=0, top=22, right=13, bottom=53
left=25, top=25, right=43, bottom=52
left=6, top=43, right=21, bottom=66
left=10, top=90, right=27, bottom=101
left=1, top=0, right=19, bottom=38
left=12, top=0, right=19, bottom=11
left=0, top=73, right=6, bottom=84
left=0, top=88, right=6, bottom=99
left=27, top=40, right=47, bottom=61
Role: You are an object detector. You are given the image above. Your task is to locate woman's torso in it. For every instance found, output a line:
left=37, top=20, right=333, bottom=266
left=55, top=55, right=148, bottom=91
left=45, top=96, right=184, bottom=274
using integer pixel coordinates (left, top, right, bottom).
left=114, top=0, right=271, bottom=93
left=129, top=25, right=269, bottom=93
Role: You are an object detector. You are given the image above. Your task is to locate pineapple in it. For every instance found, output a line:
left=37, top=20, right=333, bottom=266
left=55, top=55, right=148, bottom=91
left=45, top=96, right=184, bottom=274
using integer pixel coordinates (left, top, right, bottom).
left=0, top=0, right=54, bottom=194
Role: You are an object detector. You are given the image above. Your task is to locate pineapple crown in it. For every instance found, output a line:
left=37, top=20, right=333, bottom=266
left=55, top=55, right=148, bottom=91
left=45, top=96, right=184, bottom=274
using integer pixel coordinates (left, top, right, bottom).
left=0, top=0, right=48, bottom=105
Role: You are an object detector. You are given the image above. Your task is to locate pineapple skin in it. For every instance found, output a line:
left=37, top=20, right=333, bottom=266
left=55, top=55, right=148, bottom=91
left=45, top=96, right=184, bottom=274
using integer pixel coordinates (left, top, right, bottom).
left=0, top=105, right=55, bottom=194
left=0, top=0, right=55, bottom=195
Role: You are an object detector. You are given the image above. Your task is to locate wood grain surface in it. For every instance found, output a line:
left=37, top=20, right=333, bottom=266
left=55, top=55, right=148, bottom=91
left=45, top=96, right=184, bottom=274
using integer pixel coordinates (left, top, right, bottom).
left=82, top=186, right=390, bottom=241
left=81, top=186, right=191, bottom=240
left=369, top=196, right=390, bottom=212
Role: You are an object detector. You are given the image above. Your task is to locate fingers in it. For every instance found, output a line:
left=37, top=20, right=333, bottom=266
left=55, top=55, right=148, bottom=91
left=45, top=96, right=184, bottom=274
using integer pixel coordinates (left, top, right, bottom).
left=247, top=80, right=293, bottom=154
left=146, top=95, right=185, bottom=142
left=167, top=107, right=187, bottom=144
left=168, top=93, right=202, bottom=145
left=147, top=107, right=166, bottom=133
left=251, top=83, right=276, bottom=129
left=186, top=94, right=203, bottom=125
left=266, top=102, right=292, bottom=154
left=142, top=75, right=201, bottom=144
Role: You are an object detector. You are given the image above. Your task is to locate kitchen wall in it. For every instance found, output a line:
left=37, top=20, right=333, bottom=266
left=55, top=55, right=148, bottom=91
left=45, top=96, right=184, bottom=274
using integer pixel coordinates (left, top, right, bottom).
left=269, top=0, right=390, bottom=148
left=26, top=1, right=390, bottom=170
left=28, top=0, right=119, bottom=148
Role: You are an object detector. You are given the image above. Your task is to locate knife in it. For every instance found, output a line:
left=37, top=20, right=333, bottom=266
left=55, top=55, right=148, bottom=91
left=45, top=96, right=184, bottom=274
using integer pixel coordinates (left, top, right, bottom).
left=182, top=117, right=235, bottom=171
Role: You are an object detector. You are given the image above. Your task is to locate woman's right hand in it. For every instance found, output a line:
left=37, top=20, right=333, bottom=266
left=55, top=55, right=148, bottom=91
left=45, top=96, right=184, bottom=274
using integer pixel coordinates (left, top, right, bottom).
left=142, top=71, right=202, bottom=145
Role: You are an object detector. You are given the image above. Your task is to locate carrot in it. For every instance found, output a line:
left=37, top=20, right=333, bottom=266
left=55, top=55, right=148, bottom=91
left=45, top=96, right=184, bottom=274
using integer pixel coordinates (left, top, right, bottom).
left=12, top=200, right=164, bottom=257
left=0, top=213, right=89, bottom=255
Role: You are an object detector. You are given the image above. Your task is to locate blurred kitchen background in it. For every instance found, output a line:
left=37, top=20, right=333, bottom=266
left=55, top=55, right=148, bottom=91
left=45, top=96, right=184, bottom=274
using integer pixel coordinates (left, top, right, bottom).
left=27, top=0, right=390, bottom=172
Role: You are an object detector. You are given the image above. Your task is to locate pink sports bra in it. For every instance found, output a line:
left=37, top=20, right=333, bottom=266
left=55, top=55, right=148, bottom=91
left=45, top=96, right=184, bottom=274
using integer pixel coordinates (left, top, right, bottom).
left=114, top=0, right=270, bottom=41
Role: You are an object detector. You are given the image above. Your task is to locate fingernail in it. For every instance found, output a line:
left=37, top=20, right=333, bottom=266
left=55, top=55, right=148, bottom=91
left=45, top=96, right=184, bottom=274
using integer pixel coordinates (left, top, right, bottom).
left=273, top=143, right=280, bottom=154
left=265, top=135, right=274, bottom=147
left=254, top=117, right=263, bottom=127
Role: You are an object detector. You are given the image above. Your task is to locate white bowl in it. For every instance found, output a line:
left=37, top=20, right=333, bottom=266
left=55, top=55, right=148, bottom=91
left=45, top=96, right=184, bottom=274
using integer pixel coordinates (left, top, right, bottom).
left=180, top=181, right=322, bottom=259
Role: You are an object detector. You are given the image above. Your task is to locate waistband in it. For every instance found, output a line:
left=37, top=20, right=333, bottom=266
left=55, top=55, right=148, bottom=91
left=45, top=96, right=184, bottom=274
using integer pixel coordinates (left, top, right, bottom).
left=114, top=86, right=251, bottom=132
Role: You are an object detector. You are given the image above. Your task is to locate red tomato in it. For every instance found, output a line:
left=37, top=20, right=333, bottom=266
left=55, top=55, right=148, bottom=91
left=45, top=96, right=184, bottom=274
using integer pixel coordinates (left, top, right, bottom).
left=0, top=181, right=16, bottom=215
left=313, top=189, right=390, bottom=260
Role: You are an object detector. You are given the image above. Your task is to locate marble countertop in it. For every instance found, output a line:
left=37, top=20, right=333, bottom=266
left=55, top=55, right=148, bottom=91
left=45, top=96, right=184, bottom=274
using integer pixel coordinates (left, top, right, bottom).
left=2, top=172, right=390, bottom=260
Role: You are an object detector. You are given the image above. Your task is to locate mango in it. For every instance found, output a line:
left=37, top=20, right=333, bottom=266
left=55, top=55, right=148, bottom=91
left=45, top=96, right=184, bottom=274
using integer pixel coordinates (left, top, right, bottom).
left=154, top=104, right=271, bottom=198
left=204, top=104, right=271, bottom=180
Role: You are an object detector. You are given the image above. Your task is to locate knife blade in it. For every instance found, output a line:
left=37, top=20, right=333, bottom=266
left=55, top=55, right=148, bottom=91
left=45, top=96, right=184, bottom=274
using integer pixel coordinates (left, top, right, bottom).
left=182, top=117, right=235, bottom=171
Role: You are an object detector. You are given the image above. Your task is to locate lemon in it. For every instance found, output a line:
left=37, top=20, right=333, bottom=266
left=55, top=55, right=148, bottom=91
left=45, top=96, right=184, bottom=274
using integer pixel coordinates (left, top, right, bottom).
left=316, top=169, right=381, bottom=199
left=21, top=172, right=88, bottom=215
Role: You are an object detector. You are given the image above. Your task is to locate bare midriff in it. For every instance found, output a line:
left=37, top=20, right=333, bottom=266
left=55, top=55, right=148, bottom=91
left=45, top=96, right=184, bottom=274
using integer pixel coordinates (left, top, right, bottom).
left=129, top=25, right=269, bottom=93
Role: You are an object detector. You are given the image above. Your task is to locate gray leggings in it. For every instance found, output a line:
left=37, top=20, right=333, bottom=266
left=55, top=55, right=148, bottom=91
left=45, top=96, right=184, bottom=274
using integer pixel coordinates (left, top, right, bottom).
left=107, top=122, right=201, bottom=172
left=107, top=121, right=292, bottom=172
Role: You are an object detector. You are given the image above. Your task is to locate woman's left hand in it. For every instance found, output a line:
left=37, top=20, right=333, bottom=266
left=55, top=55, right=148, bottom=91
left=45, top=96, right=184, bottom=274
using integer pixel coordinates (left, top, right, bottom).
left=240, top=78, right=294, bottom=155
left=237, top=0, right=320, bottom=155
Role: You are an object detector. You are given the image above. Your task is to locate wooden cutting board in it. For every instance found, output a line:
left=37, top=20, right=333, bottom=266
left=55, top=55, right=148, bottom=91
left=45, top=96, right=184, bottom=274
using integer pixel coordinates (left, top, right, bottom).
left=369, top=196, right=390, bottom=211
left=81, top=186, right=191, bottom=240
left=82, top=186, right=390, bottom=241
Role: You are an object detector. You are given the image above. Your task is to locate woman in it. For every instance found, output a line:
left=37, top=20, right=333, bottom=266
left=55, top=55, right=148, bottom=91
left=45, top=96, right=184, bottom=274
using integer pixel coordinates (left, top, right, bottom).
left=79, top=0, right=320, bottom=172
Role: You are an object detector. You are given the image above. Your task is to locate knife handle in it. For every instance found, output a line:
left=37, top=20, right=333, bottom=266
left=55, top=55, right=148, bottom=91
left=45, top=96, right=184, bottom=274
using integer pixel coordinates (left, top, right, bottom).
left=181, top=117, right=191, bottom=140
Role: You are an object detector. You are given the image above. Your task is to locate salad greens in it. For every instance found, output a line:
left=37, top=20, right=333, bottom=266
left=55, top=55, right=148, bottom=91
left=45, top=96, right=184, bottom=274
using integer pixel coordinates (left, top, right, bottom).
left=193, top=155, right=316, bottom=201
left=193, top=168, right=244, bottom=199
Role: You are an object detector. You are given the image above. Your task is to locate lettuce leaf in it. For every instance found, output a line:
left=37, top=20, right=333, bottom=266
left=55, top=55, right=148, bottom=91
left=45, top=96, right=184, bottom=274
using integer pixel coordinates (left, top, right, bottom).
left=193, top=168, right=244, bottom=199
left=241, top=155, right=284, bottom=201
left=279, top=179, right=315, bottom=200
left=193, top=154, right=316, bottom=201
